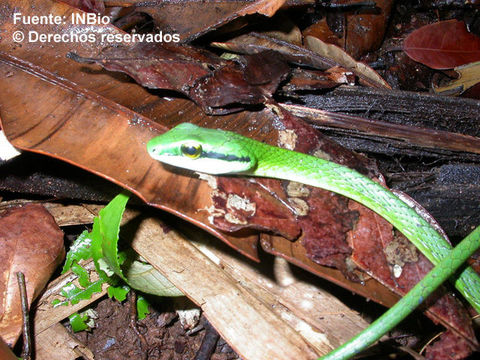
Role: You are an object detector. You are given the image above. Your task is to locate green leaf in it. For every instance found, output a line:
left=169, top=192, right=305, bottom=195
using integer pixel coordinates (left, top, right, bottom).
left=71, top=262, right=91, bottom=288
left=99, top=193, right=129, bottom=281
left=89, top=216, right=109, bottom=279
left=55, top=191, right=183, bottom=310
left=88, top=192, right=130, bottom=281
left=88, top=193, right=183, bottom=297
left=53, top=280, right=104, bottom=307
left=61, top=230, right=93, bottom=273
left=136, top=296, right=150, bottom=320
left=107, top=285, right=130, bottom=302
left=53, top=193, right=130, bottom=308
left=122, top=253, right=184, bottom=297
left=68, top=312, right=90, bottom=332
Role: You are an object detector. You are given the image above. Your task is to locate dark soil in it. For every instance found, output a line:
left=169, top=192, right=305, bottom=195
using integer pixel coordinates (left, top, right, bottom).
left=72, top=296, right=239, bottom=360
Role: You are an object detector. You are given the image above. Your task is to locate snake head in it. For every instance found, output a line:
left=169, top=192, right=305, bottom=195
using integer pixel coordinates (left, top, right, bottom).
left=147, top=123, right=257, bottom=175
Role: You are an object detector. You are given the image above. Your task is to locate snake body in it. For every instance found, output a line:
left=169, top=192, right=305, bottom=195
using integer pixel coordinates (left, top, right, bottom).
left=321, top=225, right=480, bottom=359
left=147, top=122, right=480, bottom=313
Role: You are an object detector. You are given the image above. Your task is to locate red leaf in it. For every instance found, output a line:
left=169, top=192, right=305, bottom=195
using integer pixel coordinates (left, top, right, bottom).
left=425, top=331, right=475, bottom=360
left=403, top=20, right=480, bottom=69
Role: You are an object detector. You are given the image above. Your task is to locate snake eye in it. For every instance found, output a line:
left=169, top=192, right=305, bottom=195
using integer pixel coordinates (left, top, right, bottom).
left=181, top=143, right=202, bottom=159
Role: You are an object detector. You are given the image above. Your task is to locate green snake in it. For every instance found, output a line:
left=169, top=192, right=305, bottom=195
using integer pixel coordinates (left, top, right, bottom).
left=321, top=225, right=480, bottom=359
left=147, top=123, right=480, bottom=358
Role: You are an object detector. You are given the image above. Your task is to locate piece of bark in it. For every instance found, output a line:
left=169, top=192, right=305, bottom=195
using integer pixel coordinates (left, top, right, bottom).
left=395, top=165, right=480, bottom=238
left=35, top=323, right=94, bottom=360
left=297, top=86, right=480, bottom=138
left=34, top=260, right=108, bottom=335
left=0, top=153, right=122, bottom=202
left=288, top=87, right=480, bottom=159
left=282, top=103, right=480, bottom=157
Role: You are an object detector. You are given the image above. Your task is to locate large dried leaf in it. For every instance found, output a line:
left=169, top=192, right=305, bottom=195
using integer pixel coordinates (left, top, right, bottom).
left=213, top=32, right=390, bottom=88
left=404, top=20, right=480, bottom=70
left=305, top=36, right=391, bottom=89
left=135, top=0, right=291, bottom=42
left=0, top=0, right=261, bottom=261
left=0, top=51, right=261, bottom=261
left=0, top=204, right=65, bottom=345
left=70, top=44, right=290, bottom=114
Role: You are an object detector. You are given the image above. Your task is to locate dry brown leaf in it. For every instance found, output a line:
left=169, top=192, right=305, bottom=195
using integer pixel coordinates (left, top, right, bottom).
left=305, top=35, right=391, bottom=89
left=237, top=0, right=288, bottom=17
left=434, top=61, right=480, bottom=96
left=0, top=338, right=17, bottom=360
left=136, top=0, right=290, bottom=42
left=0, top=204, right=64, bottom=345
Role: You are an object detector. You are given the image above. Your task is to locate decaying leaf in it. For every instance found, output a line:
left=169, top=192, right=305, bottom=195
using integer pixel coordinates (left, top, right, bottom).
left=70, top=43, right=290, bottom=114
left=61, top=0, right=105, bottom=13
left=434, top=61, right=480, bottom=96
left=213, top=32, right=390, bottom=88
left=425, top=331, right=476, bottom=360
left=281, top=68, right=355, bottom=93
left=135, top=0, right=291, bottom=42
left=0, top=204, right=65, bottom=345
left=305, top=36, right=391, bottom=89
